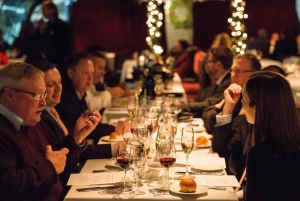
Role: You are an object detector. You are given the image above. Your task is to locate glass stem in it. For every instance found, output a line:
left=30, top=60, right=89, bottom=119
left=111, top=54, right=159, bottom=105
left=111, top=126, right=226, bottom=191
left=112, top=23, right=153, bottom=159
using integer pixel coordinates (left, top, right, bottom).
left=134, top=165, right=139, bottom=193
left=185, top=154, right=189, bottom=177
left=123, top=169, right=127, bottom=190
left=165, top=168, right=169, bottom=187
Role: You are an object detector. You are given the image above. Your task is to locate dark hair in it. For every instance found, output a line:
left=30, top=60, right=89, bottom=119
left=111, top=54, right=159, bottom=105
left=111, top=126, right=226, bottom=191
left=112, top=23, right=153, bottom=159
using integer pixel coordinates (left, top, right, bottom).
left=245, top=71, right=300, bottom=158
left=64, top=52, right=92, bottom=71
left=234, top=53, right=261, bottom=71
left=262, top=65, right=286, bottom=76
left=87, top=51, right=106, bottom=60
left=208, top=46, right=233, bottom=70
left=43, top=1, right=58, bottom=18
left=31, top=60, right=56, bottom=72
left=178, top=40, right=190, bottom=50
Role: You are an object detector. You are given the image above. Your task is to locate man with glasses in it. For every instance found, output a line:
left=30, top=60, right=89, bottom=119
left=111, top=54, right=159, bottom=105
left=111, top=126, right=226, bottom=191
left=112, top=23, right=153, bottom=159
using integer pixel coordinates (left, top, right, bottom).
left=182, top=46, right=233, bottom=118
left=0, top=62, right=100, bottom=200
left=206, top=53, right=261, bottom=183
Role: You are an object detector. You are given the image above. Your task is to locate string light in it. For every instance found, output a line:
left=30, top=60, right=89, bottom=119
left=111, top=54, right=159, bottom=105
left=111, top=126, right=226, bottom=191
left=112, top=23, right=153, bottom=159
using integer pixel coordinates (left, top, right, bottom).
left=228, top=0, right=248, bottom=54
left=146, top=0, right=163, bottom=55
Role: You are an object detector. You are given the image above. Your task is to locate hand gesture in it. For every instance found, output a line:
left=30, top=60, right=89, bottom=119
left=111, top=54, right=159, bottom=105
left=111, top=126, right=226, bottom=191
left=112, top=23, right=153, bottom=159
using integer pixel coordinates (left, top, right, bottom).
left=222, top=84, right=242, bottom=115
left=73, top=110, right=101, bottom=144
left=45, top=145, right=69, bottom=174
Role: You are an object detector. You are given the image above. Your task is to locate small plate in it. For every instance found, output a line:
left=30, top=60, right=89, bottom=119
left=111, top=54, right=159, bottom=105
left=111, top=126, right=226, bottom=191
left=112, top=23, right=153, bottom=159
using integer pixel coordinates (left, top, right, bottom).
left=191, top=163, right=224, bottom=172
left=169, top=185, right=208, bottom=195
left=101, top=135, right=124, bottom=142
left=195, top=141, right=212, bottom=148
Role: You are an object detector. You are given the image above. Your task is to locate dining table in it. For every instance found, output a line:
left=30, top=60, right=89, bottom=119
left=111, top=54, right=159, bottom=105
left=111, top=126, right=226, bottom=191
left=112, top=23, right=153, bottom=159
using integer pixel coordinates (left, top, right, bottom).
left=101, top=73, right=187, bottom=124
left=64, top=118, right=239, bottom=201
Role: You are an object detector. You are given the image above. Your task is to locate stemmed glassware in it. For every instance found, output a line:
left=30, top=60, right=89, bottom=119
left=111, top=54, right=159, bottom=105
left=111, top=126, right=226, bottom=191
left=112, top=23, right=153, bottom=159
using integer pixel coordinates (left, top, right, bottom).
left=136, top=125, right=150, bottom=183
left=181, top=127, right=194, bottom=178
left=127, top=95, right=138, bottom=120
left=129, top=142, right=146, bottom=195
left=171, top=98, right=182, bottom=116
left=116, top=144, right=132, bottom=193
left=158, top=139, right=176, bottom=190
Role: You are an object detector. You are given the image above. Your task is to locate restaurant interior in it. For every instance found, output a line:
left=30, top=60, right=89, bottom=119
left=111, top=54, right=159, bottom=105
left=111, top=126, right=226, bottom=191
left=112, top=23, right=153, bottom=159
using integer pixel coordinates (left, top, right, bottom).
left=1, top=0, right=300, bottom=201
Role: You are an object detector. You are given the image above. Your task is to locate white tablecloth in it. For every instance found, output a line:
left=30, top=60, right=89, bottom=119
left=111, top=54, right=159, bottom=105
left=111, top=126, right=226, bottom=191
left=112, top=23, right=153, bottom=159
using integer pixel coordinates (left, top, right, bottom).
left=64, top=118, right=238, bottom=201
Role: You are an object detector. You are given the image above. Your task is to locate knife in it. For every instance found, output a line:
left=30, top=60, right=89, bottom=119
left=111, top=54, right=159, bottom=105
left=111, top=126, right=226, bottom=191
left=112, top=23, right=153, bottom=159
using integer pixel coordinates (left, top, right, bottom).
left=76, top=185, right=120, bottom=192
left=175, top=171, right=224, bottom=176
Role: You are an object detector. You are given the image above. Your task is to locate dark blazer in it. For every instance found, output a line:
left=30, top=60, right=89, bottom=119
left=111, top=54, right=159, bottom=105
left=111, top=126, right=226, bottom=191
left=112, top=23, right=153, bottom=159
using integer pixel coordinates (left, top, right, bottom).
left=55, top=79, right=115, bottom=142
left=187, top=72, right=231, bottom=117
left=212, top=115, right=252, bottom=180
left=41, top=109, right=113, bottom=163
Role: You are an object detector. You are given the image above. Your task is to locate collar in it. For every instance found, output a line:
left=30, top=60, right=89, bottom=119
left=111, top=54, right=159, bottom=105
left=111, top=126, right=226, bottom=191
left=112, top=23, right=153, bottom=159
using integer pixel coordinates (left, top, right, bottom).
left=0, top=104, right=25, bottom=131
left=216, top=70, right=230, bottom=86
left=75, top=90, right=86, bottom=100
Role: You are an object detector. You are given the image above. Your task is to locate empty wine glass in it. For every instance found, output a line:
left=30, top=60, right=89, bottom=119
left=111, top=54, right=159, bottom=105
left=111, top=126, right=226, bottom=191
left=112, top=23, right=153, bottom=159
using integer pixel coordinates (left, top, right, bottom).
left=129, top=142, right=145, bottom=195
left=128, top=95, right=138, bottom=120
left=172, top=98, right=182, bottom=116
left=158, top=139, right=176, bottom=190
left=116, top=144, right=132, bottom=193
left=181, top=127, right=194, bottom=178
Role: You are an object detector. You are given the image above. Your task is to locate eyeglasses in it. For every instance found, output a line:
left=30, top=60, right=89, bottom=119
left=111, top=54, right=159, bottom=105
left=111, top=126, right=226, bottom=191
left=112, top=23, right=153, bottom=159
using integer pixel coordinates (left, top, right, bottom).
left=11, top=88, right=47, bottom=100
left=230, top=69, right=254, bottom=74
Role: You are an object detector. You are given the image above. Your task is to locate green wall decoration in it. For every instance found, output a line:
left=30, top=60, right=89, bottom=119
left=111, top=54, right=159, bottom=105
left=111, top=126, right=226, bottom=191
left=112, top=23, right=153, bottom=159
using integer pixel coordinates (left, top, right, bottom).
left=169, top=0, right=193, bottom=29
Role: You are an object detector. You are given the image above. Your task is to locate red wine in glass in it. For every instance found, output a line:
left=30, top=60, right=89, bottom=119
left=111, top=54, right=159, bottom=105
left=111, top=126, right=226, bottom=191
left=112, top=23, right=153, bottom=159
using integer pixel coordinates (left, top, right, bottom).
left=117, top=158, right=131, bottom=170
left=160, top=157, right=176, bottom=168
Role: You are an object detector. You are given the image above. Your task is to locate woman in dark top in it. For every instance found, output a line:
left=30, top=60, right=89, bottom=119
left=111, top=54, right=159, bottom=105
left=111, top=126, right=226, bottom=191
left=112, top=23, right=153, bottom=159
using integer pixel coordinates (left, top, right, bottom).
left=242, top=71, right=300, bottom=201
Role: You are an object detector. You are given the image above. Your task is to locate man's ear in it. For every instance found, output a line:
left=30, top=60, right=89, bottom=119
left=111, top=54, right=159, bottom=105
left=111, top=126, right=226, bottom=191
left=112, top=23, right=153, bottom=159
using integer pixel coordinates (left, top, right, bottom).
left=4, top=87, right=14, bottom=101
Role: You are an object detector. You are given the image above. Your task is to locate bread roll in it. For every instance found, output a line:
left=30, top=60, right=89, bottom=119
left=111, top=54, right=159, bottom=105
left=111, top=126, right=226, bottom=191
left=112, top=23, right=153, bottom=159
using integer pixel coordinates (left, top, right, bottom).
left=110, top=132, right=118, bottom=140
left=196, top=136, right=208, bottom=146
left=179, top=177, right=197, bottom=192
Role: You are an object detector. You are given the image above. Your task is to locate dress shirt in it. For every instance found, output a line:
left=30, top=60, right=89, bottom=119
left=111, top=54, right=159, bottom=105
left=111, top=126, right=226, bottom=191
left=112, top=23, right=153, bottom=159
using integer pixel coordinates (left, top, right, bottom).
left=85, top=85, right=112, bottom=112
left=0, top=103, right=25, bottom=130
left=216, top=113, right=233, bottom=126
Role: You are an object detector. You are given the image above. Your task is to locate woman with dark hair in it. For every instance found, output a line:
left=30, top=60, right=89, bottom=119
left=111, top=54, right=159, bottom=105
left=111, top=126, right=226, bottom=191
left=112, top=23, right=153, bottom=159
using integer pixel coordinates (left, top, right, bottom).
left=242, top=71, right=300, bottom=201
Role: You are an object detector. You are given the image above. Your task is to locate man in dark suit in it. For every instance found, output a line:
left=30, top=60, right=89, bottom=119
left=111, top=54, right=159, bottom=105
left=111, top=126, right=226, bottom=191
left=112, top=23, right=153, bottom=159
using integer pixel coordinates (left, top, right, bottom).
left=182, top=47, right=233, bottom=118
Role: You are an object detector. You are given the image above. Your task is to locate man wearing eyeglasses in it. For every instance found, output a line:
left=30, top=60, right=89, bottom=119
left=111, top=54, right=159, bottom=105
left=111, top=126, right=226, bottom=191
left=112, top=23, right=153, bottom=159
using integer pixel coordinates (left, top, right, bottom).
left=0, top=63, right=100, bottom=200
left=207, top=53, right=261, bottom=183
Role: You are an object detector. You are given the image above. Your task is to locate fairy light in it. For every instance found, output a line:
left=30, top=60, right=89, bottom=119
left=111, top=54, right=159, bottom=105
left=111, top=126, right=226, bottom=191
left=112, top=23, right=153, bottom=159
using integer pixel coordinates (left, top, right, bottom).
left=146, top=0, right=163, bottom=55
left=228, top=0, right=248, bottom=54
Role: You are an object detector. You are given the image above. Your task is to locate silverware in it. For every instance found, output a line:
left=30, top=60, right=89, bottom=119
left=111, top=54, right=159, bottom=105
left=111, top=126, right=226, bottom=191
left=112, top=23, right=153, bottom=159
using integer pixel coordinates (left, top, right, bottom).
left=206, top=186, right=226, bottom=190
left=76, top=185, right=119, bottom=192
left=175, top=171, right=225, bottom=176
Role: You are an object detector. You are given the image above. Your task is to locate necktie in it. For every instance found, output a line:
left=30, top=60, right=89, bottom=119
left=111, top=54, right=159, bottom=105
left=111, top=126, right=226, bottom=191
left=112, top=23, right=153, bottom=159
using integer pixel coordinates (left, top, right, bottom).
left=50, top=107, right=68, bottom=136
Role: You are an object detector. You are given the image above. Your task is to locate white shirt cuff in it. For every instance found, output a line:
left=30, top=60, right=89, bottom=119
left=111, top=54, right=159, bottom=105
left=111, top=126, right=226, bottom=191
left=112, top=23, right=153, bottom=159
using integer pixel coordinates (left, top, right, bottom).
left=216, top=113, right=232, bottom=126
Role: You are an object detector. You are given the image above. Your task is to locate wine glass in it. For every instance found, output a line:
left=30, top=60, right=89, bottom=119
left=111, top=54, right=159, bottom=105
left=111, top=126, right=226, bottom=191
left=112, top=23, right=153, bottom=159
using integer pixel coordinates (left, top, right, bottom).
left=158, top=139, right=176, bottom=190
left=128, top=95, right=138, bottom=120
left=172, top=98, right=182, bottom=116
left=136, top=125, right=150, bottom=183
left=129, top=142, right=145, bottom=195
left=181, top=127, right=194, bottom=178
left=116, top=144, right=132, bottom=193
left=122, top=122, right=134, bottom=144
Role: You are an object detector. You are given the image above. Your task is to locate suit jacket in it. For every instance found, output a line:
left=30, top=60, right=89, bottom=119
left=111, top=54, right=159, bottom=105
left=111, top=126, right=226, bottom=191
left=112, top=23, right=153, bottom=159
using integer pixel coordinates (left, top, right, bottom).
left=212, top=115, right=252, bottom=180
left=202, top=96, right=243, bottom=134
left=55, top=79, right=115, bottom=142
left=187, top=72, right=231, bottom=117
left=41, top=110, right=113, bottom=165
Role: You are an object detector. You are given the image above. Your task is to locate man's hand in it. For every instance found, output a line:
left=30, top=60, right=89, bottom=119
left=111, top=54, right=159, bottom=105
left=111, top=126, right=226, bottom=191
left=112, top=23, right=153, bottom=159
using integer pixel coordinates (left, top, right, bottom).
left=107, top=87, right=124, bottom=99
left=45, top=145, right=69, bottom=174
left=222, top=83, right=242, bottom=115
left=73, top=110, right=101, bottom=144
left=214, top=99, right=225, bottom=110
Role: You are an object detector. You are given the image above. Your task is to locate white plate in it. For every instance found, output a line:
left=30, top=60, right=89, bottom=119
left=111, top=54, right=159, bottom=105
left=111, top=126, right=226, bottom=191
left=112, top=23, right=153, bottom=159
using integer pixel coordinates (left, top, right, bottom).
left=195, top=140, right=212, bottom=148
left=101, top=135, right=124, bottom=142
left=191, top=163, right=224, bottom=172
left=169, top=185, right=208, bottom=195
